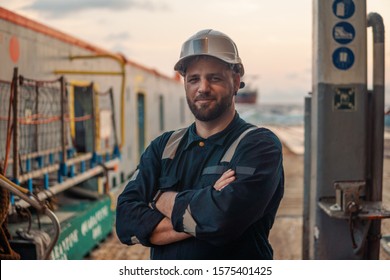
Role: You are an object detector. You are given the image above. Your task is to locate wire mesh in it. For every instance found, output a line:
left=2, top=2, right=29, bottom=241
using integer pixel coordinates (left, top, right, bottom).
left=18, top=77, right=70, bottom=158
left=0, top=80, right=11, bottom=166
left=1, top=73, right=118, bottom=191
left=95, top=88, right=117, bottom=154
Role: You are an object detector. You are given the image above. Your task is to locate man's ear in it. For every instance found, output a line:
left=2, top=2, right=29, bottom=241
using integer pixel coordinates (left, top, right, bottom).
left=233, top=73, right=241, bottom=93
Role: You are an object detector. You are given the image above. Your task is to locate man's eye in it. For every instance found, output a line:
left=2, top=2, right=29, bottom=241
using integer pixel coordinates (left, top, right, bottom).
left=211, top=76, right=222, bottom=82
left=187, top=78, right=198, bottom=83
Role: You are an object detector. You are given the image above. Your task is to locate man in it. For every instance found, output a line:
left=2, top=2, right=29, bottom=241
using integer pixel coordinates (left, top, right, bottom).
left=116, top=29, right=284, bottom=259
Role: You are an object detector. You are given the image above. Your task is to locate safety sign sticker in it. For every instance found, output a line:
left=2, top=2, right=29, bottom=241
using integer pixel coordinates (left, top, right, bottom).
left=332, top=0, right=355, bottom=19
left=332, top=47, right=354, bottom=70
left=333, top=22, right=355, bottom=44
left=334, top=87, right=355, bottom=111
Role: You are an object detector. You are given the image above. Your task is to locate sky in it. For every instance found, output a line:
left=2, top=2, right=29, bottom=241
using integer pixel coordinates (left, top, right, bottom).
left=2, top=0, right=390, bottom=105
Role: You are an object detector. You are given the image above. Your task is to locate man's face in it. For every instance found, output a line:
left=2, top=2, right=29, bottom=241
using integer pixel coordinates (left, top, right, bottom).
left=184, top=56, right=240, bottom=122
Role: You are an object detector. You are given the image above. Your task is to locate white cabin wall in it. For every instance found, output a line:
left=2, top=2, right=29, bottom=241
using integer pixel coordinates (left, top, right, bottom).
left=1, top=14, right=192, bottom=184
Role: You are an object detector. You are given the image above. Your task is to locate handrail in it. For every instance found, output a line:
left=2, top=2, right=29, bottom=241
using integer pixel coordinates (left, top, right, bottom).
left=0, top=174, right=60, bottom=260
left=367, top=12, right=385, bottom=201
left=14, top=158, right=119, bottom=209
left=17, top=152, right=93, bottom=184
left=367, top=11, right=385, bottom=260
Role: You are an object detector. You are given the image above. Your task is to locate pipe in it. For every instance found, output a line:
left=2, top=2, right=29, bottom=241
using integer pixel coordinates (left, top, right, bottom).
left=12, top=68, right=19, bottom=182
left=53, top=70, right=123, bottom=76
left=17, top=153, right=92, bottom=183
left=14, top=158, right=119, bottom=208
left=302, top=95, right=312, bottom=259
left=366, top=12, right=385, bottom=260
left=1, top=147, right=65, bottom=165
left=42, top=208, right=60, bottom=259
left=0, top=174, right=60, bottom=259
left=60, top=76, right=67, bottom=164
left=109, top=88, right=119, bottom=147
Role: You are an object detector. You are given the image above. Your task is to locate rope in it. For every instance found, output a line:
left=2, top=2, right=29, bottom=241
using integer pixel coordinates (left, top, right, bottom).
left=1, top=114, right=92, bottom=125
left=96, top=89, right=111, bottom=96
left=19, top=75, right=61, bottom=86
left=0, top=187, right=20, bottom=260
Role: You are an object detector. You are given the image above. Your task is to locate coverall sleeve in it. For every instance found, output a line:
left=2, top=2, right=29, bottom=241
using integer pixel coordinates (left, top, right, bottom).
left=170, top=130, right=284, bottom=246
left=116, top=135, right=168, bottom=247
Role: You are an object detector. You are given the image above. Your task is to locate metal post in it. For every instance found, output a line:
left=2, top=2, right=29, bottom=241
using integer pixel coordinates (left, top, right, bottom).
left=60, top=76, right=67, bottom=176
left=35, top=82, right=39, bottom=156
left=311, top=0, right=368, bottom=259
left=366, top=12, right=385, bottom=260
left=302, top=95, right=312, bottom=259
left=109, top=88, right=119, bottom=147
left=12, top=67, right=19, bottom=183
left=91, top=83, right=97, bottom=156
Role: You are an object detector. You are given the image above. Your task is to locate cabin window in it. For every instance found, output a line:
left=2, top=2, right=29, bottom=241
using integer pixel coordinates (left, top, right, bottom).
left=137, top=93, right=146, bottom=157
left=180, top=97, right=185, bottom=124
left=159, top=95, right=165, bottom=131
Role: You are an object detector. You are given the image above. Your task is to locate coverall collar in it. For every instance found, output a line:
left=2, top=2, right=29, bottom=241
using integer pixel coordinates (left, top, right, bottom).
left=184, top=111, right=246, bottom=150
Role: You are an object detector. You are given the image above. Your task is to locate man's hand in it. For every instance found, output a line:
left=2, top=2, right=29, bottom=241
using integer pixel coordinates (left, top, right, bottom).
left=213, top=169, right=235, bottom=191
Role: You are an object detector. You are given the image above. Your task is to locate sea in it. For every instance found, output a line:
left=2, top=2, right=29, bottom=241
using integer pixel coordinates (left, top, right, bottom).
left=236, top=103, right=305, bottom=127
left=236, top=103, right=390, bottom=129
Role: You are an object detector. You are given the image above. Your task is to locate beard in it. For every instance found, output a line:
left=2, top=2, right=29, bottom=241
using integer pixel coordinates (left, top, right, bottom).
left=187, top=92, right=234, bottom=122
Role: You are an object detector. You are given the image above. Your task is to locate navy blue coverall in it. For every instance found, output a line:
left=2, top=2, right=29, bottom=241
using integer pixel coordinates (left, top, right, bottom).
left=116, top=113, right=284, bottom=259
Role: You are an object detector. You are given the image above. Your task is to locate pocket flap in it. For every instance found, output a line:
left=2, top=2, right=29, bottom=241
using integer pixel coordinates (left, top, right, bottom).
left=158, top=176, right=180, bottom=190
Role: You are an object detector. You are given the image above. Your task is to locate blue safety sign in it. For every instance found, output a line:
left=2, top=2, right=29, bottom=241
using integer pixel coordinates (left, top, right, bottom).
left=332, top=0, right=355, bottom=19
left=332, top=47, right=354, bottom=70
left=333, top=22, right=355, bottom=44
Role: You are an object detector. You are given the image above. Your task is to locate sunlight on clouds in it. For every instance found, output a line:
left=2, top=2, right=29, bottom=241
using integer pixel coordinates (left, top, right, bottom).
left=2, top=0, right=390, bottom=104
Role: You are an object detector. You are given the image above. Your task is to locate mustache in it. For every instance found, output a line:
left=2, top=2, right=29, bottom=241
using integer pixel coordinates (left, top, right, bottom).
left=194, top=93, right=216, bottom=101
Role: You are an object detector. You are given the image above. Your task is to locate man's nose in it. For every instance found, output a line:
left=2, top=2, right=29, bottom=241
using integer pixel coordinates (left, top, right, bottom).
left=198, top=78, right=210, bottom=93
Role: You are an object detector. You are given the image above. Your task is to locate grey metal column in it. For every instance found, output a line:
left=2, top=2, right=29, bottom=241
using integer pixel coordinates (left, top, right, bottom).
left=302, top=95, right=311, bottom=260
left=311, top=0, right=368, bottom=259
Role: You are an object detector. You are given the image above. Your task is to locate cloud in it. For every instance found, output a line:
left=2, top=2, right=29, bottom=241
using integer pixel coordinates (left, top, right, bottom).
left=22, top=0, right=169, bottom=17
left=285, top=72, right=299, bottom=80
left=106, top=33, right=133, bottom=55
left=111, top=43, right=132, bottom=56
left=105, top=32, right=131, bottom=41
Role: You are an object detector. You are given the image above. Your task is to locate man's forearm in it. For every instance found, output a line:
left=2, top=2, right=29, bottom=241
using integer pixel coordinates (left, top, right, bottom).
left=149, top=217, right=191, bottom=245
left=149, top=191, right=191, bottom=245
left=155, top=191, right=177, bottom=219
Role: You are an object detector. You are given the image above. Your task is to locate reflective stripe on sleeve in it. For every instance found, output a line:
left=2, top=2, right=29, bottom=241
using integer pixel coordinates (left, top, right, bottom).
left=202, top=165, right=255, bottom=176
left=202, top=165, right=228, bottom=175
left=129, top=169, right=139, bottom=181
left=236, top=166, right=255, bottom=175
left=183, top=206, right=197, bottom=237
left=131, top=236, right=140, bottom=244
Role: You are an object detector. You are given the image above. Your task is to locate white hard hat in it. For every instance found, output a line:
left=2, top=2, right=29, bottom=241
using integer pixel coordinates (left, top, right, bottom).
left=174, top=29, right=245, bottom=77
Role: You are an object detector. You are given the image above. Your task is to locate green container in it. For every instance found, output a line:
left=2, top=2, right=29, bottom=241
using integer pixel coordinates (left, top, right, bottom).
left=51, top=196, right=114, bottom=260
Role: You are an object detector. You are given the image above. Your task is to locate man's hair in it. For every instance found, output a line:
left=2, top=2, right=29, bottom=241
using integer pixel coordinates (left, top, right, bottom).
left=182, top=55, right=241, bottom=76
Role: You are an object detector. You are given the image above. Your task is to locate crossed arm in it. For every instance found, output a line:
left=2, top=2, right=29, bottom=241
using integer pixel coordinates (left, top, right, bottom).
left=116, top=131, right=283, bottom=248
left=150, top=169, right=236, bottom=245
